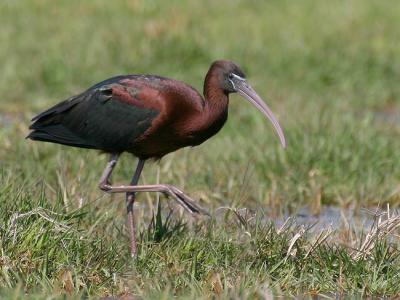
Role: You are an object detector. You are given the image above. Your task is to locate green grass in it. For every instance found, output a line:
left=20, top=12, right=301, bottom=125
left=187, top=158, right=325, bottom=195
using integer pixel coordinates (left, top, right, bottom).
left=1, top=0, right=400, bottom=298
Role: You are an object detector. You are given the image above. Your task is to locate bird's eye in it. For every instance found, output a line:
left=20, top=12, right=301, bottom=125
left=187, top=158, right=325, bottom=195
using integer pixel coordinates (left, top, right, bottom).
left=228, top=73, right=234, bottom=79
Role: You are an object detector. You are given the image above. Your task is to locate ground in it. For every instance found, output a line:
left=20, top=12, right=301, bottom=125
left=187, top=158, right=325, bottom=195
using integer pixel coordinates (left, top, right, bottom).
left=0, top=0, right=400, bottom=298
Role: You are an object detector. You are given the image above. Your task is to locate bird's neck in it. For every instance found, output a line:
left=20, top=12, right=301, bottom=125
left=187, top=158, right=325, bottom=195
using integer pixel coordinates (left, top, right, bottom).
left=182, top=69, right=229, bottom=145
left=200, top=69, right=228, bottom=127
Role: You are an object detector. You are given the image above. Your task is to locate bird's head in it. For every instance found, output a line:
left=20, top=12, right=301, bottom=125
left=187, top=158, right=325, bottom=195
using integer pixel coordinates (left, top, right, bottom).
left=210, top=60, right=286, bottom=148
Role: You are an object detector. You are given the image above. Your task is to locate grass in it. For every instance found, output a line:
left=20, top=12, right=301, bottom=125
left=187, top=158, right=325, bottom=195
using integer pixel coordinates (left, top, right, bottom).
left=1, top=0, right=400, bottom=298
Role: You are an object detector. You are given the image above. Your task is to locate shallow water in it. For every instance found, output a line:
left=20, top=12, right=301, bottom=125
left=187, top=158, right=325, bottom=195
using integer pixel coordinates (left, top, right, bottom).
left=374, top=110, right=400, bottom=126
left=273, top=205, right=385, bottom=233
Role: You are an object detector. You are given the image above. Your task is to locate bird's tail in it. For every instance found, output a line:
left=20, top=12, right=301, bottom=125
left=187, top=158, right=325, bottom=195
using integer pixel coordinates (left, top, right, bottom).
left=27, top=99, right=97, bottom=149
left=26, top=110, right=96, bottom=149
left=27, top=123, right=95, bottom=149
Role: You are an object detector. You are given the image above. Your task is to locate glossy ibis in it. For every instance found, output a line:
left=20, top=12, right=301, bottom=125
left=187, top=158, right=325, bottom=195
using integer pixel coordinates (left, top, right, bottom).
left=27, top=60, right=286, bottom=256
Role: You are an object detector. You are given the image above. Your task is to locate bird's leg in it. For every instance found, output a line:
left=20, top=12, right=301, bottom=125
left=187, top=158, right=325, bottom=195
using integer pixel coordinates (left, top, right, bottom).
left=98, top=157, right=209, bottom=255
left=98, top=153, right=119, bottom=191
left=102, top=183, right=209, bottom=216
left=125, top=159, right=145, bottom=257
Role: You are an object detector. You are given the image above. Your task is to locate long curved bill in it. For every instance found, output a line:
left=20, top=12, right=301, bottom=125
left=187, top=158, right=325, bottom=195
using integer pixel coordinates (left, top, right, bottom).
left=236, top=80, right=286, bottom=148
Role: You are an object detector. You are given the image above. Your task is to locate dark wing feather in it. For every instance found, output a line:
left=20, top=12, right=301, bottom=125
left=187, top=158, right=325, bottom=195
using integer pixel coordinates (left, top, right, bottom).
left=31, top=94, right=82, bottom=122
left=28, top=79, right=160, bottom=153
left=27, top=124, right=95, bottom=148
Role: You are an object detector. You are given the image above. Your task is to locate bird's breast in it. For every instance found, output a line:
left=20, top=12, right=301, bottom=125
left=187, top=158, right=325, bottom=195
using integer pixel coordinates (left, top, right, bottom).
left=185, top=108, right=228, bottom=146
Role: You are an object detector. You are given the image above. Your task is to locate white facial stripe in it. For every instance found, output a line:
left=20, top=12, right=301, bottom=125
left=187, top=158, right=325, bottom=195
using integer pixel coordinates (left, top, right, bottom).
left=232, top=74, right=245, bottom=81
left=229, top=73, right=245, bottom=90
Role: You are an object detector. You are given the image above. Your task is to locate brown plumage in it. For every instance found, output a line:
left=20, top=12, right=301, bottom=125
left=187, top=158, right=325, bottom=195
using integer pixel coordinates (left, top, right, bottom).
left=27, top=60, right=286, bottom=256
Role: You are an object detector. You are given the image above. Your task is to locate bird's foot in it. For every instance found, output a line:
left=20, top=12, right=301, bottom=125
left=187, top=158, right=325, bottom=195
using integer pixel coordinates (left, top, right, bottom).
left=163, top=185, right=210, bottom=216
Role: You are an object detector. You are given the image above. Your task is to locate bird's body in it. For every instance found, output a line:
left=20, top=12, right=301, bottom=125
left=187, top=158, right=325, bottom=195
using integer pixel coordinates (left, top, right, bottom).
left=29, top=67, right=230, bottom=159
left=28, top=60, right=286, bottom=256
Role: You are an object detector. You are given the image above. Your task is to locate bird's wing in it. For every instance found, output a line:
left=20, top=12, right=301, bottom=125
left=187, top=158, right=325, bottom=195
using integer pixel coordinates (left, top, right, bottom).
left=28, top=78, right=161, bottom=152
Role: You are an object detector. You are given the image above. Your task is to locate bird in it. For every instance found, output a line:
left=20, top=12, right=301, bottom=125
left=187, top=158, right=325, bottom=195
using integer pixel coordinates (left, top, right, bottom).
left=27, top=60, right=286, bottom=256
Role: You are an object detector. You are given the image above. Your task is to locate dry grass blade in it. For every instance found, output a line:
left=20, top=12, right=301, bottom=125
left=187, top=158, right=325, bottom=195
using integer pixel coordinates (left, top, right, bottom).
left=285, top=225, right=306, bottom=259
left=352, top=206, right=400, bottom=260
left=7, top=207, right=72, bottom=243
left=304, top=226, right=334, bottom=259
